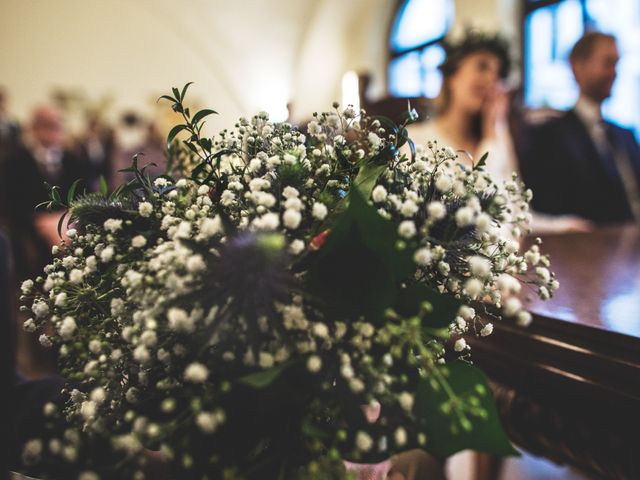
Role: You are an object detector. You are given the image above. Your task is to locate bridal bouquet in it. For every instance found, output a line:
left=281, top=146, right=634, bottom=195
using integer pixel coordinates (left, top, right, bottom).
left=19, top=84, right=556, bottom=479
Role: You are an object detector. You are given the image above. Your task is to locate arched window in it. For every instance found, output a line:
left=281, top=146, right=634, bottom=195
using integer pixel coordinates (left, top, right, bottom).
left=524, top=0, right=640, bottom=136
left=388, top=0, right=455, bottom=98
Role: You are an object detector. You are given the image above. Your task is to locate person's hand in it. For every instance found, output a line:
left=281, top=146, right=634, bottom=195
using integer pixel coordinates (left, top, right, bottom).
left=481, top=84, right=508, bottom=141
left=559, top=217, right=595, bottom=233
left=34, top=212, right=68, bottom=246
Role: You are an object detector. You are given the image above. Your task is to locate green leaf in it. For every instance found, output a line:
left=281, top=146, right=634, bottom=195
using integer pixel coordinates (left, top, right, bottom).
left=66, top=179, right=82, bottom=204
left=99, top=176, right=108, bottom=196
left=396, top=284, right=461, bottom=329
left=57, top=211, right=67, bottom=238
left=237, top=362, right=291, bottom=388
left=414, top=362, right=518, bottom=457
left=474, top=152, right=489, bottom=171
left=51, top=186, right=62, bottom=204
left=353, top=157, right=388, bottom=200
left=166, top=124, right=188, bottom=147
left=172, top=87, right=180, bottom=102
left=306, top=188, right=414, bottom=320
left=157, top=95, right=176, bottom=104
left=192, top=109, right=217, bottom=125
left=180, top=82, right=194, bottom=102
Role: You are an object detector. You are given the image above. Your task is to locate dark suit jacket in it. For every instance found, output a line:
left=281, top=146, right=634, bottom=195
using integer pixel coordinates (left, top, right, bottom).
left=1, top=232, right=14, bottom=479
left=519, top=110, right=640, bottom=224
left=0, top=144, right=84, bottom=280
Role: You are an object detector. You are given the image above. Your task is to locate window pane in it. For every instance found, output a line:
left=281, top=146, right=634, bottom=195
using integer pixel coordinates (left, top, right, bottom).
left=421, top=44, right=446, bottom=98
left=587, top=0, right=640, bottom=137
left=389, top=52, right=423, bottom=97
left=524, top=0, right=583, bottom=109
left=390, top=0, right=454, bottom=52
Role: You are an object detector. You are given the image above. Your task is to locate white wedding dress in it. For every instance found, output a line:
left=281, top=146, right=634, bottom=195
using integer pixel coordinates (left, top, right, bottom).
left=407, top=120, right=589, bottom=234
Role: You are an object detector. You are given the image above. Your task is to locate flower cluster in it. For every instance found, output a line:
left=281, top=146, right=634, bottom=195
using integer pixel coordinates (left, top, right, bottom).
left=18, top=85, right=555, bottom=479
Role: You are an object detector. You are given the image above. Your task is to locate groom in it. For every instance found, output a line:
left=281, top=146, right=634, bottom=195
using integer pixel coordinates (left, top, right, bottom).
left=520, top=32, right=640, bottom=224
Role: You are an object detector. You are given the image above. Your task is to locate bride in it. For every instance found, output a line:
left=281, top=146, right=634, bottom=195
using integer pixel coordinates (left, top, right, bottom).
left=408, top=31, right=592, bottom=234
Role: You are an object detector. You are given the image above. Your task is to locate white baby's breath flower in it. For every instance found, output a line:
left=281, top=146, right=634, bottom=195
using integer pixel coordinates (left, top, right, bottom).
left=398, top=220, right=416, bottom=238
left=69, top=268, right=84, bottom=284
left=427, top=201, right=446, bottom=220
left=475, top=213, right=492, bottom=232
left=32, top=300, right=49, bottom=318
left=312, top=322, right=329, bottom=338
left=503, top=297, right=522, bottom=317
left=138, top=202, right=153, bottom=217
left=220, top=190, right=235, bottom=206
left=39, top=334, right=52, bottom=348
left=368, top=132, right=381, bottom=148
left=80, top=400, right=97, bottom=421
left=400, top=199, right=419, bottom=218
left=398, top=392, right=414, bottom=412
left=131, top=235, right=147, bottom=248
left=282, top=186, right=299, bottom=199
left=21, top=279, right=34, bottom=294
left=283, top=209, right=302, bottom=229
left=154, top=178, right=170, bottom=187
left=23, top=318, right=36, bottom=332
left=307, top=355, right=322, bottom=373
left=463, top=278, right=483, bottom=299
left=284, top=196, right=303, bottom=211
left=100, top=246, right=115, bottom=263
left=186, top=254, right=206, bottom=273
left=340, top=363, right=354, bottom=380
left=90, top=387, right=106, bottom=404
left=88, top=339, right=101, bottom=354
left=413, top=247, right=433, bottom=266
left=516, top=310, right=533, bottom=327
left=458, top=305, right=476, bottom=320
left=199, top=216, right=223, bottom=238
left=167, top=307, right=195, bottom=333
left=455, top=207, right=475, bottom=227
left=59, top=316, right=77, bottom=340
left=133, top=345, right=151, bottom=364
left=55, top=292, right=67, bottom=307
left=454, top=338, right=467, bottom=352
left=66, top=228, right=77, bottom=238
left=496, top=273, right=521, bottom=294
left=468, top=256, right=491, bottom=278
left=480, top=323, right=494, bottom=337
left=371, top=185, right=388, bottom=203
left=394, top=427, right=407, bottom=447
left=356, top=431, right=373, bottom=452
left=103, top=218, right=123, bottom=233
left=175, top=221, right=192, bottom=239
left=289, top=239, right=305, bottom=255
left=312, top=202, right=328, bottom=220
left=535, top=266, right=551, bottom=283
left=184, top=362, right=209, bottom=383
left=196, top=412, right=219, bottom=433
left=435, top=175, right=453, bottom=193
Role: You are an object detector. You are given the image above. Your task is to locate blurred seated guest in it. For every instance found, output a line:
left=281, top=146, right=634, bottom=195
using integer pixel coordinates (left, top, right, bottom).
left=0, top=105, right=83, bottom=280
left=77, top=114, right=115, bottom=191
left=520, top=32, right=640, bottom=224
left=0, top=87, right=20, bottom=150
left=408, top=31, right=591, bottom=234
left=112, top=112, right=167, bottom=186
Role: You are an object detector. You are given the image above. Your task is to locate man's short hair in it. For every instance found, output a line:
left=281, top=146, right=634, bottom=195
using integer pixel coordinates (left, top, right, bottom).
left=569, top=32, right=617, bottom=63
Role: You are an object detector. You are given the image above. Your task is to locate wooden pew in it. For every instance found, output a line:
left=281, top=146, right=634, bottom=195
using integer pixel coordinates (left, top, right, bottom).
left=469, top=225, right=640, bottom=480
